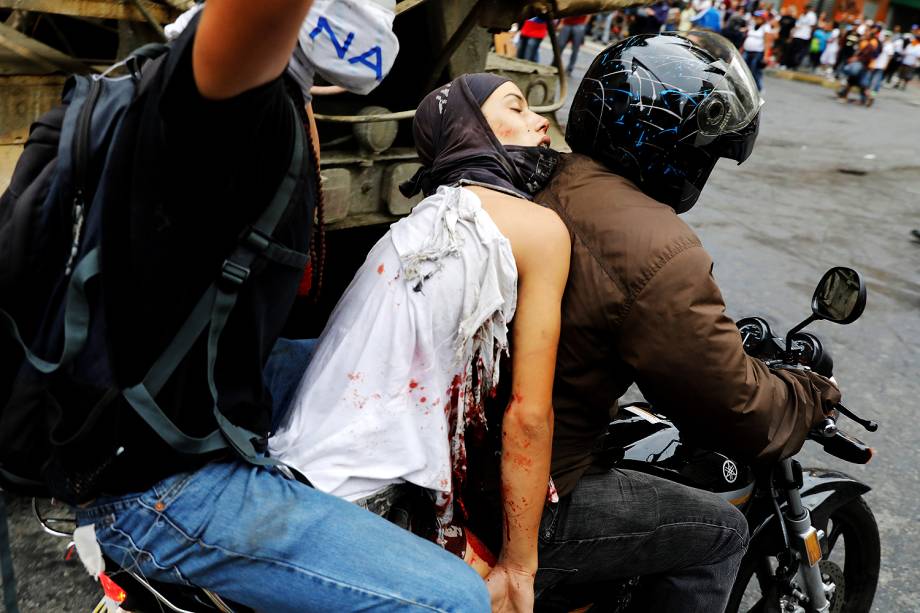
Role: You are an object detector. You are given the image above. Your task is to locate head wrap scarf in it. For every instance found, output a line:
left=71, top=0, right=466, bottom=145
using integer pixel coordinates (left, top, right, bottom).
left=399, top=73, right=559, bottom=200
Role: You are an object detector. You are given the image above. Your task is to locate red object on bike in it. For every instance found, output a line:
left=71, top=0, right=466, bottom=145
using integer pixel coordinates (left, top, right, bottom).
left=99, top=572, right=127, bottom=604
left=297, top=259, right=313, bottom=296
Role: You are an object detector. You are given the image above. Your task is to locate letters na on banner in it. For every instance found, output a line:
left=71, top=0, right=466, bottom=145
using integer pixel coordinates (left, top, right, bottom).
left=310, top=16, right=385, bottom=81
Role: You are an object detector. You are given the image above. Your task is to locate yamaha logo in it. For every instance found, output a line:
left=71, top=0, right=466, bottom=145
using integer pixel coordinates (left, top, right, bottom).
left=723, top=460, right=738, bottom=484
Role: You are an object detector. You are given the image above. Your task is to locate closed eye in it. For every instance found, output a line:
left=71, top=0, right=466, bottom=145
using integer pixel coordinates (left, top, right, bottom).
left=504, top=92, right=528, bottom=114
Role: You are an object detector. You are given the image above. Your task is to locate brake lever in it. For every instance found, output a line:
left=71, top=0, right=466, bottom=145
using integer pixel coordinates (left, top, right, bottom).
left=835, top=402, right=879, bottom=432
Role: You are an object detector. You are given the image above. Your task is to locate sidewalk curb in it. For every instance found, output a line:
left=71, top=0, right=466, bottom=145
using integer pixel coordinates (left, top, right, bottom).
left=766, top=68, right=838, bottom=89
left=765, top=68, right=920, bottom=105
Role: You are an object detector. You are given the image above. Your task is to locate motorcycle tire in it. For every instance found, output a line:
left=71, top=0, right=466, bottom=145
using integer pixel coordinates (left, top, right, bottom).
left=726, top=496, right=880, bottom=613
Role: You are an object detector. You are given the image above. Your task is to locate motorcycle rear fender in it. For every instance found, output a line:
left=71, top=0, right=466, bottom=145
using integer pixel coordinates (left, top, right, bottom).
left=749, top=467, right=871, bottom=541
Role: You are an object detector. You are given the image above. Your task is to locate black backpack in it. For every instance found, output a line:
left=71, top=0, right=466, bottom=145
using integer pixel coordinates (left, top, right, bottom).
left=0, top=41, right=310, bottom=610
left=0, top=40, right=308, bottom=494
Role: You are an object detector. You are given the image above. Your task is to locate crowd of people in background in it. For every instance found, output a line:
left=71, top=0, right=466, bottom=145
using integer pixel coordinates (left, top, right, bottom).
left=513, top=2, right=919, bottom=106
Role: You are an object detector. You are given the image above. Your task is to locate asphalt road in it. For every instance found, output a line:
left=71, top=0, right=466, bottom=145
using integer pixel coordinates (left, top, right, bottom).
left=3, top=41, right=919, bottom=612
left=688, top=76, right=920, bottom=612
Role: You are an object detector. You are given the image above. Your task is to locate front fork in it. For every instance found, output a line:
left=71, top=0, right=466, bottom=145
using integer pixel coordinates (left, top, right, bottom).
left=778, top=459, right=833, bottom=612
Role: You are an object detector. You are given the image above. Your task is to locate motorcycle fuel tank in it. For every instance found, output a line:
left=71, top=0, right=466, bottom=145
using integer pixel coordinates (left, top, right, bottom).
left=604, top=404, right=756, bottom=508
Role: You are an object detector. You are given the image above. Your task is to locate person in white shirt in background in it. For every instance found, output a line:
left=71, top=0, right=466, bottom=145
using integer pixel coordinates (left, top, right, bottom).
left=679, top=2, right=696, bottom=32
left=692, top=0, right=712, bottom=13
left=790, top=4, right=817, bottom=69
left=742, top=10, right=772, bottom=90
left=864, top=31, right=895, bottom=106
left=821, top=26, right=841, bottom=75
left=884, top=28, right=906, bottom=84
left=894, top=35, right=920, bottom=89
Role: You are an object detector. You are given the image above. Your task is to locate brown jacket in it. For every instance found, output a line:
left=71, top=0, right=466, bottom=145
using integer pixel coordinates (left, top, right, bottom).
left=537, top=154, right=840, bottom=497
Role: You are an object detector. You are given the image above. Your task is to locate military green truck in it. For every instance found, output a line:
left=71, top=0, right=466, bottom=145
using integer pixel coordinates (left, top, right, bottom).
left=0, top=0, right=597, bottom=332
left=0, top=0, right=189, bottom=187
left=0, top=0, right=574, bottom=200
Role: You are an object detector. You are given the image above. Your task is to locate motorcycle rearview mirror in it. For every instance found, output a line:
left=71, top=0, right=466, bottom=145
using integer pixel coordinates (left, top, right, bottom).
left=811, top=267, right=867, bottom=324
left=786, top=267, right=867, bottom=352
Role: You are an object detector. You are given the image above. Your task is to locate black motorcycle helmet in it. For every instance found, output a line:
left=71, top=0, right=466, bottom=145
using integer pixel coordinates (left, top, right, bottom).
left=566, top=31, right=763, bottom=213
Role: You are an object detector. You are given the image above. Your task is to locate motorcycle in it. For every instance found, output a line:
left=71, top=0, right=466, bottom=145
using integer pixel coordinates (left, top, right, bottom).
left=553, top=266, right=878, bottom=613
left=34, top=267, right=878, bottom=612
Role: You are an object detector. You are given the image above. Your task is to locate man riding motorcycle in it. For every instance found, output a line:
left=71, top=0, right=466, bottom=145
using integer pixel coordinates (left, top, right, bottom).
left=530, top=32, right=841, bottom=611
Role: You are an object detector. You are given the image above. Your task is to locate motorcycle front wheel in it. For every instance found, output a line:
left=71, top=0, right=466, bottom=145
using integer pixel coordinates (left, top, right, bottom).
left=726, top=496, right=880, bottom=613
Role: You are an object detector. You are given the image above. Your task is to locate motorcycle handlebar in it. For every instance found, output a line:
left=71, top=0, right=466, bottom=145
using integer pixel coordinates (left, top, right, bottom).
left=812, top=346, right=834, bottom=378
left=809, top=427, right=874, bottom=464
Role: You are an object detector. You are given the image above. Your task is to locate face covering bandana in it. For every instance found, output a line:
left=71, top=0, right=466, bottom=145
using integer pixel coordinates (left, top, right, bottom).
left=505, top=145, right=560, bottom=195
left=399, top=73, right=559, bottom=200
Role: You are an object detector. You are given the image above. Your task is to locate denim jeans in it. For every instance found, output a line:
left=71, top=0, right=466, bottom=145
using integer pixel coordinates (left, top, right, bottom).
left=263, top=337, right=319, bottom=432
left=594, top=13, right=614, bottom=43
left=557, top=24, right=587, bottom=73
left=75, top=460, right=489, bottom=612
left=863, top=68, right=885, bottom=93
left=517, top=35, right=542, bottom=63
left=535, top=468, right=748, bottom=612
left=743, top=50, right=765, bottom=91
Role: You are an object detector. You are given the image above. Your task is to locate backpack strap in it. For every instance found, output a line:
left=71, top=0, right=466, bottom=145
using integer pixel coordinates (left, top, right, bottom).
left=0, top=248, right=100, bottom=374
left=130, top=42, right=168, bottom=63
left=0, top=494, right=20, bottom=613
left=121, top=96, right=307, bottom=464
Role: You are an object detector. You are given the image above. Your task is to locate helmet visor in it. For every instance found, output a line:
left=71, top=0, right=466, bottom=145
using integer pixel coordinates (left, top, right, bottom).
left=678, top=30, right=764, bottom=137
left=713, top=112, right=760, bottom=163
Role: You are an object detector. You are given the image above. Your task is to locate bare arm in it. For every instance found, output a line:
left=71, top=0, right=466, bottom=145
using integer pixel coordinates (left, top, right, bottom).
left=193, top=0, right=315, bottom=100
left=487, top=207, right=570, bottom=611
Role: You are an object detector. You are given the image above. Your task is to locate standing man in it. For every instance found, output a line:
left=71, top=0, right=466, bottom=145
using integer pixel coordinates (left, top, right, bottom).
left=790, top=3, right=818, bottom=68
left=775, top=5, right=798, bottom=67
left=517, top=17, right=548, bottom=63
left=742, top=10, right=773, bottom=89
left=556, top=14, right=590, bottom=75
left=865, top=30, right=895, bottom=106
left=884, top=25, right=905, bottom=84
left=895, top=35, right=920, bottom=89
left=593, top=12, right=616, bottom=44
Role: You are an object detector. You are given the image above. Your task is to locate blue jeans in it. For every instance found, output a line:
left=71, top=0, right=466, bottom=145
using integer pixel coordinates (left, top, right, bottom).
left=594, top=13, right=614, bottom=43
left=264, top=337, right=319, bottom=432
left=517, top=35, right=542, bottom=63
left=75, top=460, right=489, bottom=611
left=863, top=68, right=885, bottom=93
left=557, top=24, right=587, bottom=73
left=743, top=50, right=765, bottom=91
